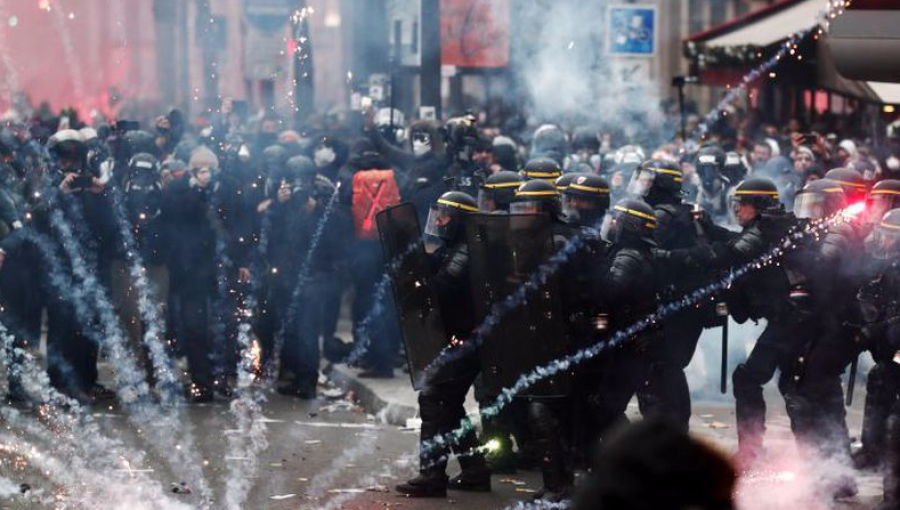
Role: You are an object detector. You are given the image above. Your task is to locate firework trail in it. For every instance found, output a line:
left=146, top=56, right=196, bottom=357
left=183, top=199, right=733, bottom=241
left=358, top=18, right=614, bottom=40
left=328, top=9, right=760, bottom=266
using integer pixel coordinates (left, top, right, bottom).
left=25, top=194, right=212, bottom=506
left=419, top=206, right=862, bottom=465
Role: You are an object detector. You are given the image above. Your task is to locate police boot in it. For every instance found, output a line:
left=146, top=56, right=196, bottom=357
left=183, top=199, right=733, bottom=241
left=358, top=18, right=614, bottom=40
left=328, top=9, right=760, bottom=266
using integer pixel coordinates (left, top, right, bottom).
left=395, top=471, right=448, bottom=498
left=733, top=364, right=766, bottom=470
left=855, top=364, right=890, bottom=470
left=449, top=454, right=491, bottom=492
left=879, top=414, right=900, bottom=510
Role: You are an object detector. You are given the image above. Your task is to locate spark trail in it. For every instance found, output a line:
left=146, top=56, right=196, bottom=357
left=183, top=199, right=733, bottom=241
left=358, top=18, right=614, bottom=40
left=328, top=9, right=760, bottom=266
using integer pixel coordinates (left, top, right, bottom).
left=693, top=0, right=849, bottom=141
left=419, top=207, right=862, bottom=464
left=418, top=226, right=604, bottom=387
left=269, top=182, right=341, bottom=386
left=108, top=188, right=182, bottom=403
left=31, top=195, right=211, bottom=507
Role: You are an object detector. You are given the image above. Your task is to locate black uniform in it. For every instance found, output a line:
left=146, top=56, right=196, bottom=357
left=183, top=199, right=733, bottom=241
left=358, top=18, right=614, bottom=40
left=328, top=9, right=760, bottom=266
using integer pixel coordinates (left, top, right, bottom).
left=639, top=200, right=706, bottom=429
left=669, top=209, right=796, bottom=463
left=397, top=191, right=489, bottom=499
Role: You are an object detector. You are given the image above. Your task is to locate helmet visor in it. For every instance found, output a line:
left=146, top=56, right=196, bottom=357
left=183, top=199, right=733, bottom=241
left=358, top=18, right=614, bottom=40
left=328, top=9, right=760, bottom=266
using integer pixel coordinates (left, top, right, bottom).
left=867, top=194, right=898, bottom=225
left=866, top=227, right=900, bottom=260
left=626, top=168, right=656, bottom=198
left=793, top=191, right=827, bottom=219
left=510, top=201, right=545, bottom=215
left=478, top=189, right=497, bottom=212
left=424, top=205, right=455, bottom=241
left=562, top=195, right=603, bottom=224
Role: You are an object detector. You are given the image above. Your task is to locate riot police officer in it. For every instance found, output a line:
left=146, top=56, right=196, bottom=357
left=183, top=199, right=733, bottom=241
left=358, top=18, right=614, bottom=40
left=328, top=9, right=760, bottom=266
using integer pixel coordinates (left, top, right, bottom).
left=561, top=173, right=610, bottom=229
left=656, top=177, right=797, bottom=467
left=779, top=179, right=859, bottom=497
left=477, top=171, right=524, bottom=213
left=856, top=209, right=900, bottom=510
left=521, top=158, right=563, bottom=182
left=510, top=179, right=562, bottom=217
left=587, top=199, right=660, bottom=441
left=396, top=191, right=491, bottom=498
left=694, top=146, right=731, bottom=222
left=528, top=173, right=611, bottom=500
left=627, top=159, right=706, bottom=430
left=866, top=179, right=900, bottom=227
left=825, top=167, right=868, bottom=205
left=855, top=179, right=900, bottom=469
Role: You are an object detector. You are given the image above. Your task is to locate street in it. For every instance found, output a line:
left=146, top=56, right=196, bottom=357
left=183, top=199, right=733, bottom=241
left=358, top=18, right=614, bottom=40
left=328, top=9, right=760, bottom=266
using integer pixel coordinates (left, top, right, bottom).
left=0, top=364, right=883, bottom=510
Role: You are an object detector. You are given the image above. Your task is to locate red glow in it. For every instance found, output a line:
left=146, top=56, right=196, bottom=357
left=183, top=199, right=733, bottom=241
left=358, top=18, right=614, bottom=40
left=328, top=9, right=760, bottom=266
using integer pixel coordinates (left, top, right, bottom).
left=845, top=202, right=866, bottom=217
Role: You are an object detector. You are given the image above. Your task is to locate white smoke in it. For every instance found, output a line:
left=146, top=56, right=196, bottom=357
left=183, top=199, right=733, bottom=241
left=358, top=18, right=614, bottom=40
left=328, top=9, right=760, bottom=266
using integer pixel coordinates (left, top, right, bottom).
left=509, top=0, right=668, bottom=144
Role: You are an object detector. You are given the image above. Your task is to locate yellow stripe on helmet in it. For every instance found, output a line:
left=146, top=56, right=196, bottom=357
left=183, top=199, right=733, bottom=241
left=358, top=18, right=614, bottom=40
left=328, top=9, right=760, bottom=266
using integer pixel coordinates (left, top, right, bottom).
left=483, top=182, right=523, bottom=189
left=880, top=221, right=900, bottom=231
left=653, top=168, right=683, bottom=177
left=831, top=179, right=867, bottom=189
left=871, top=189, right=900, bottom=196
left=569, top=183, right=610, bottom=194
left=614, top=204, right=657, bottom=222
left=437, top=198, right=479, bottom=212
left=523, top=171, right=562, bottom=178
left=734, top=190, right=780, bottom=197
left=516, top=190, right=560, bottom=197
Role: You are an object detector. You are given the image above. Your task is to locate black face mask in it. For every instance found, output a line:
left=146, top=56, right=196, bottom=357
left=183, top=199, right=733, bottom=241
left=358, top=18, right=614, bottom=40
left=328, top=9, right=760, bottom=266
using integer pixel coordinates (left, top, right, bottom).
left=567, top=207, right=605, bottom=228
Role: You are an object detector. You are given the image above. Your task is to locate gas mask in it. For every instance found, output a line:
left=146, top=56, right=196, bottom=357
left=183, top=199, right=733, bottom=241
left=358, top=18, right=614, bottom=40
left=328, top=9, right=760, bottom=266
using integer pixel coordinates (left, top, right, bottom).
left=412, top=132, right=432, bottom=157
left=314, top=146, right=336, bottom=168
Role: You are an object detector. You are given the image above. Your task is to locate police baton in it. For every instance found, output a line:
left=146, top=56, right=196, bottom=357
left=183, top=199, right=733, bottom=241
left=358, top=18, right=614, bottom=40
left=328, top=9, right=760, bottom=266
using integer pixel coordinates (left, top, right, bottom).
left=717, top=302, right=729, bottom=394
left=846, top=354, right=859, bottom=407
left=845, top=325, right=865, bottom=407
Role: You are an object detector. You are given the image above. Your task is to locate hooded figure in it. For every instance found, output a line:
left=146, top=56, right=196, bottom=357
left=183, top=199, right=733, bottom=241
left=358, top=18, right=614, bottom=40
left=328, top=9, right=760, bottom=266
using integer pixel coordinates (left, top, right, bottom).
left=311, top=135, right=350, bottom=183
left=366, top=119, right=449, bottom=224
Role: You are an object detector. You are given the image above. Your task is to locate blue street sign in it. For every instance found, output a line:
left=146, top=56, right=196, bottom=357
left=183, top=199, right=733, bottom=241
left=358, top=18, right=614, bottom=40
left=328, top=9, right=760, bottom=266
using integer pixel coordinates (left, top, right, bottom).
left=608, top=5, right=656, bottom=56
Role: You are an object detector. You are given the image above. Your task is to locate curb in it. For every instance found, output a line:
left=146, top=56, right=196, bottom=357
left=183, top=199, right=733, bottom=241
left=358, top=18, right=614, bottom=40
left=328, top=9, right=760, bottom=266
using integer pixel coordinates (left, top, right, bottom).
left=326, top=364, right=419, bottom=427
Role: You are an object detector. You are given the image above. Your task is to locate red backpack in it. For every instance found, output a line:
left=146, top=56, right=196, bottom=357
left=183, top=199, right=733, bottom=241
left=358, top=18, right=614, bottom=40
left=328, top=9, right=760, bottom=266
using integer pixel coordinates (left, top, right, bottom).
left=351, top=169, right=401, bottom=239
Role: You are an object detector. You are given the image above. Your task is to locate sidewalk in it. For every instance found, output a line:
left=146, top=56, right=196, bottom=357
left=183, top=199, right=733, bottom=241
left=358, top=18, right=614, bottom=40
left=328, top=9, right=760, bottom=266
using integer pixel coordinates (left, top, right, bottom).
left=327, top=362, right=479, bottom=427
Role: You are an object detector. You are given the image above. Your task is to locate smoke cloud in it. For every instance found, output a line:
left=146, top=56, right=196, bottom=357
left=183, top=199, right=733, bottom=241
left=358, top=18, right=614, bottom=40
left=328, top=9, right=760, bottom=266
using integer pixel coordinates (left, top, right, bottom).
left=509, top=0, right=668, bottom=144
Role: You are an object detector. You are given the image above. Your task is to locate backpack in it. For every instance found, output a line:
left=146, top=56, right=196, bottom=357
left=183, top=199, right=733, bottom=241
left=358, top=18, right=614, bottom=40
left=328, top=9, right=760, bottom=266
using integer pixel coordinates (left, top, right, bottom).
left=351, top=169, right=400, bottom=239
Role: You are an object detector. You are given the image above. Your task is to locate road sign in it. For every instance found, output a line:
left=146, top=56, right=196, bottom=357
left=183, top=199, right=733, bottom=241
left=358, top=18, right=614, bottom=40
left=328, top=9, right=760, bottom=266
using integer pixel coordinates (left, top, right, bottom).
left=608, top=5, right=656, bottom=56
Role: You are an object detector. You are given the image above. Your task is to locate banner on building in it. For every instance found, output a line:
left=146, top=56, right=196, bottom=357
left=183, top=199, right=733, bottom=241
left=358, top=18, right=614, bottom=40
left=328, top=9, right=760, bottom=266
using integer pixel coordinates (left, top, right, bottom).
left=441, top=0, right=510, bottom=68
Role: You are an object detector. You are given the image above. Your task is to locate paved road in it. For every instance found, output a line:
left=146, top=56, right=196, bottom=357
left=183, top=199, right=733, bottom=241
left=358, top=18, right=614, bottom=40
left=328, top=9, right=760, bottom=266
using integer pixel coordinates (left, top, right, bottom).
left=0, top=382, right=883, bottom=510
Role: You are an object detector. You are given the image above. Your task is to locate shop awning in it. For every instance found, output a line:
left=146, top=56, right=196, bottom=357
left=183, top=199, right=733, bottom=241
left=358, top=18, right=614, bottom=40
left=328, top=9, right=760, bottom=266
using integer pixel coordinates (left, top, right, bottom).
left=687, top=0, right=821, bottom=46
left=688, top=0, right=900, bottom=105
left=867, top=82, right=900, bottom=105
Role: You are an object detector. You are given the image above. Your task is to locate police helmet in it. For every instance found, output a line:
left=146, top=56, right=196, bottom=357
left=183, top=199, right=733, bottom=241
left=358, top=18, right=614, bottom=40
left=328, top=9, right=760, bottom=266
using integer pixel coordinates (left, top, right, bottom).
left=627, top=159, right=684, bottom=205
left=695, top=146, right=726, bottom=190
left=425, top=190, right=478, bottom=243
left=563, top=173, right=611, bottom=226
left=792, top=178, right=847, bottom=220
left=479, top=170, right=524, bottom=212
left=866, top=209, right=900, bottom=260
left=555, top=172, right=579, bottom=192
left=722, top=151, right=749, bottom=185
left=611, top=198, right=657, bottom=245
left=731, top=177, right=782, bottom=214
left=521, top=157, right=562, bottom=181
left=867, top=179, right=900, bottom=225
left=824, top=167, right=868, bottom=203
left=511, top=179, right=561, bottom=216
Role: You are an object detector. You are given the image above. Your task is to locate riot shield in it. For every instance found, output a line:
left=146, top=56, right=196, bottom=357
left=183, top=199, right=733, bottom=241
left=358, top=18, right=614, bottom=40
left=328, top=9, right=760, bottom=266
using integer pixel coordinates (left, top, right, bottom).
left=465, top=213, right=572, bottom=398
left=376, top=203, right=448, bottom=390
